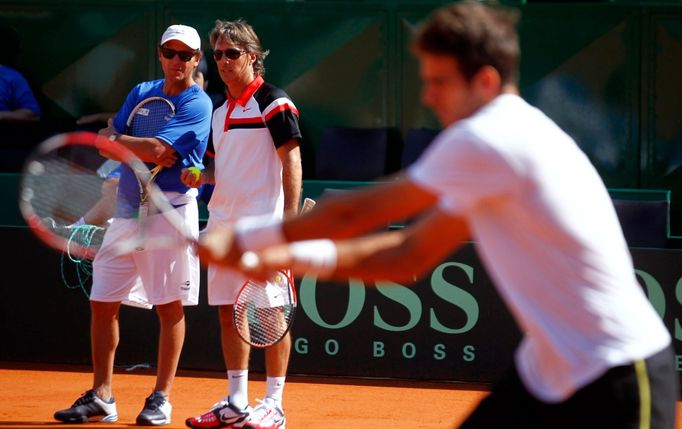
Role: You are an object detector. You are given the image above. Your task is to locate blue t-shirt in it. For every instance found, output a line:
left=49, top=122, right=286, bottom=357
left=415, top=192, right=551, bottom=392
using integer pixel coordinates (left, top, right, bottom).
left=112, top=79, right=212, bottom=218
left=0, top=65, right=41, bottom=114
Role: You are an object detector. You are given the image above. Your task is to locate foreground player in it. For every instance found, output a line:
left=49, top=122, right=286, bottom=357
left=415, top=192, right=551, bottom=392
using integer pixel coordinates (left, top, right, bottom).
left=54, top=24, right=212, bottom=426
left=197, top=2, right=678, bottom=428
left=183, top=18, right=302, bottom=429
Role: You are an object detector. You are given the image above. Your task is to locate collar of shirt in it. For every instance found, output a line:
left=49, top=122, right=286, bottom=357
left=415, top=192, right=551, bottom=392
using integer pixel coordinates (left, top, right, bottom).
left=224, top=75, right=265, bottom=131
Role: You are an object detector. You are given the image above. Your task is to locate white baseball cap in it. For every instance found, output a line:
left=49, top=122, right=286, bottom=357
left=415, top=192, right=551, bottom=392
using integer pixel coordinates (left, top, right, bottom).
left=160, top=24, right=201, bottom=50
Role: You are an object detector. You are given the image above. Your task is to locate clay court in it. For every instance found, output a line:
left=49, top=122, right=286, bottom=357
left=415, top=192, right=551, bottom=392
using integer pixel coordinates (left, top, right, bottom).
left=1, top=363, right=682, bottom=428
left=0, top=363, right=487, bottom=428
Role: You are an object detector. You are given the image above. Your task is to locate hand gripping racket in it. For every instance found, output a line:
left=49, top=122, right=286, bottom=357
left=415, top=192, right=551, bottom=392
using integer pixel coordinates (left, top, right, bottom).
left=233, top=270, right=297, bottom=348
left=19, top=131, right=196, bottom=260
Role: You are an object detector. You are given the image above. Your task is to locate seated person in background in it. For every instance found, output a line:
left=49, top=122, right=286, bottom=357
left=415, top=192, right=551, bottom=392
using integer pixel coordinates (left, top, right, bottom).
left=0, top=25, right=40, bottom=122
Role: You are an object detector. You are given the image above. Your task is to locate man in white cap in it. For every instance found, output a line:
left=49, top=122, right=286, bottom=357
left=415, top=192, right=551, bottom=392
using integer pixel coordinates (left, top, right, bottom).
left=54, top=23, right=212, bottom=426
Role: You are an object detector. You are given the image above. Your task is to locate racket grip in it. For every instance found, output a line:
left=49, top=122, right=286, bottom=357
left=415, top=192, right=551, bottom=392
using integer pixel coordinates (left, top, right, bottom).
left=301, top=197, right=316, bottom=213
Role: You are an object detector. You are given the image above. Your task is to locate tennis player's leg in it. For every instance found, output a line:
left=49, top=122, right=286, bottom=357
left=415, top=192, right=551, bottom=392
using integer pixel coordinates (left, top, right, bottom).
left=54, top=219, right=142, bottom=423
left=186, top=266, right=253, bottom=429
left=458, top=366, right=537, bottom=429
left=134, top=206, right=201, bottom=425
left=461, top=346, right=679, bottom=429
left=641, top=345, right=678, bottom=429
left=90, top=300, right=123, bottom=401
left=241, top=333, right=290, bottom=429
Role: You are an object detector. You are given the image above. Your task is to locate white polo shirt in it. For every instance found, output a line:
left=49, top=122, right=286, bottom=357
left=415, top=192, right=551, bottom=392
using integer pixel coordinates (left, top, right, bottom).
left=208, top=75, right=302, bottom=223
left=409, top=93, right=671, bottom=403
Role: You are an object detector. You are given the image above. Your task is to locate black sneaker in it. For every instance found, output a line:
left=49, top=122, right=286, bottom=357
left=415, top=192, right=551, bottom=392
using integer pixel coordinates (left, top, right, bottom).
left=136, top=391, right=172, bottom=426
left=54, top=389, right=118, bottom=423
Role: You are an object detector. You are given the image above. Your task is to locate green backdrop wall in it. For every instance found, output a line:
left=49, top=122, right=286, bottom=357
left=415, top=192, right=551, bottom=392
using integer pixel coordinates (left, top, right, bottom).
left=2, top=0, right=682, bottom=235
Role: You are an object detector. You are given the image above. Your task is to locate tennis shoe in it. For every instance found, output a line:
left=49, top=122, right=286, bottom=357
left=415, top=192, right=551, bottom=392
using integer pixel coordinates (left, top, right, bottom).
left=185, top=397, right=252, bottom=429
left=242, top=398, right=285, bottom=429
left=53, top=389, right=118, bottom=423
left=136, top=391, right=172, bottom=426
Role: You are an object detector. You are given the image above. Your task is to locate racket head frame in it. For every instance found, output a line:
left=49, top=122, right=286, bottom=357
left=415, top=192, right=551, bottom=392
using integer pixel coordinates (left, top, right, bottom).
left=18, top=131, right=169, bottom=259
left=125, top=96, right=176, bottom=131
left=233, top=270, right=298, bottom=348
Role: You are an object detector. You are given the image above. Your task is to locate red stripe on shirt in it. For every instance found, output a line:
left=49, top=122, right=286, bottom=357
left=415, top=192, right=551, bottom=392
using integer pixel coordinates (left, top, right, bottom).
left=264, top=104, right=299, bottom=122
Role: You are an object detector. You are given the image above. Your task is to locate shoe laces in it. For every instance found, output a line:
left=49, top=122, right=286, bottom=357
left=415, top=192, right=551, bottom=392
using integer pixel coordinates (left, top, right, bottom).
left=250, top=398, right=282, bottom=420
left=144, top=392, right=167, bottom=411
left=210, top=397, right=230, bottom=410
left=71, top=390, right=97, bottom=407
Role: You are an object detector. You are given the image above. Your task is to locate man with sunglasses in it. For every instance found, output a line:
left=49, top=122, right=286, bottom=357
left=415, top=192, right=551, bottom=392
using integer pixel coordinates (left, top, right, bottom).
left=54, top=24, right=212, bottom=426
left=182, top=18, right=302, bottom=429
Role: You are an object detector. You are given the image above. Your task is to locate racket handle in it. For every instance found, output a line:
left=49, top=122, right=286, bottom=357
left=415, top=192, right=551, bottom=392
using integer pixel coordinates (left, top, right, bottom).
left=301, top=197, right=316, bottom=213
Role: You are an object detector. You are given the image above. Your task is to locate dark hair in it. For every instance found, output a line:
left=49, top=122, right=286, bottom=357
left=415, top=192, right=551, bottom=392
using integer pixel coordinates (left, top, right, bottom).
left=413, top=1, right=520, bottom=85
left=209, top=18, right=269, bottom=76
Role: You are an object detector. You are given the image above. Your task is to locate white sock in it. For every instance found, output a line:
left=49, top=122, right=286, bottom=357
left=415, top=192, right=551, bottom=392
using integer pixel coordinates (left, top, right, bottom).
left=227, top=370, right=249, bottom=409
left=265, top=376, right=285, bottom=408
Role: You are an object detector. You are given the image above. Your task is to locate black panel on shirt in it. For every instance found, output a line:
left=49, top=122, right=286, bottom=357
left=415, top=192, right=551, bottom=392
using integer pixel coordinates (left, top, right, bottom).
left=254, top=82, right=302, bottom=149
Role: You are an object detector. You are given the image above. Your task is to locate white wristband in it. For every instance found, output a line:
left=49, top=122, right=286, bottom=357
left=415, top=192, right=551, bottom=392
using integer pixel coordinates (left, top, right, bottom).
left=235, top=215, right=286, bottom=252
left=289, top=239, right=337, bottom=277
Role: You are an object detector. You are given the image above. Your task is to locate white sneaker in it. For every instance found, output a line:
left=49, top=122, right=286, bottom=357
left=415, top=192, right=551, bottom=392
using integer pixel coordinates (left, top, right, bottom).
left=54, top=389, right=118, bottom=423
left=242, top=398, right=285, bottom=429
left=185, top=396, right=252, bottom=428
left=136, top=391, right=172, bottom=426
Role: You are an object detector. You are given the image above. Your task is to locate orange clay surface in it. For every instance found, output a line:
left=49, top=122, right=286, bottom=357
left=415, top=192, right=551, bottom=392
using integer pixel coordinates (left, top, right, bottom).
left=1, top=362, right=681, bottom=428
left=0, top=362, right=486, bottom=429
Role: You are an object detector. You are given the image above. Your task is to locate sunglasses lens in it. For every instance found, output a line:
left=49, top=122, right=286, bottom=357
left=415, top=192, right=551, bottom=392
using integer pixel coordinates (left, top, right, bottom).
left=178, top=52, right=193, bottom=61
left=225, top=49, right=243, bottom=60
left=161, top=48, right=175, bottom=59
left=213, top=49, right=244, bottom=61
left=161, top=47, right=195, bottom=62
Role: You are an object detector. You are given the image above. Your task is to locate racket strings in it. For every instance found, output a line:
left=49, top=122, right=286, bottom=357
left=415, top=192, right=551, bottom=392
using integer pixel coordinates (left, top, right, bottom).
left=234, top=274, right=296, bottom=347
left=234, top=302, right=295, bottom=348
left=59, top=224, right=105, bottom=297
left=24, top=152, right=105, bottom=233
left=127, top=99, right=174, bottom=202
left=128, top=99, right=174, bottom=137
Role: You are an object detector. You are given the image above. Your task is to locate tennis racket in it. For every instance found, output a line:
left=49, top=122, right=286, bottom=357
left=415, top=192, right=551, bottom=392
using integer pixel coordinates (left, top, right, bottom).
left=125, top=96, right=177, bottom=247
left=233, top=270, right=297, bottom=348
left=18, top=131, right=196, bottom=260
left=126, top=96, right=175, bottom=196
left=301, top=197, right=316, bottom=213
left=232, top=198, right=316, bottom=348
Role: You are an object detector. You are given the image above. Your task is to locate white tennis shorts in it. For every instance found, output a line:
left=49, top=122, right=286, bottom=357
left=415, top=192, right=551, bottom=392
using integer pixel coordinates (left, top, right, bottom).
left=91, top=202, right=200, bottom=308
left=205, top=215, right=260, bottom=306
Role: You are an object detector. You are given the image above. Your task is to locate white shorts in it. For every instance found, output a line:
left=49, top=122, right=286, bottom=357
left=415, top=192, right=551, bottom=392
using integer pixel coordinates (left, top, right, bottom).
left=205, top=214, right=283, bottom=306
left=91, top=202, right=200, bottom=309
left=207, top=264, right=247, bottom=306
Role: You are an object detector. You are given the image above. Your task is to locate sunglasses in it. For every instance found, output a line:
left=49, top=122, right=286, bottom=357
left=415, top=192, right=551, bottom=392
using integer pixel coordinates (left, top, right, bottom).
left=159, top=46, right=198, bottom=62
left=213, top=48, right=247, bottom=61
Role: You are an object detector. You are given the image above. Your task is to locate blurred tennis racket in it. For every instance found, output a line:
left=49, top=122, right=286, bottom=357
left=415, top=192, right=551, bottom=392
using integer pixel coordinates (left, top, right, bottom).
left=233, top=270, right=297, bottom=348
left=18, top=131, right=196, bottom=260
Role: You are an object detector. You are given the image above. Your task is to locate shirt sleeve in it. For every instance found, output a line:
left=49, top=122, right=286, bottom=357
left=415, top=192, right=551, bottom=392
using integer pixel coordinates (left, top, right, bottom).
left=112, top=85, right=142, bottom=133
left=156, top=90, right=213, bottom=160
left=263, top=97, right=302, bottom=148
left=408, top=127, right=520, bottom=216
left=12, top=72, right=41, bottom=115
